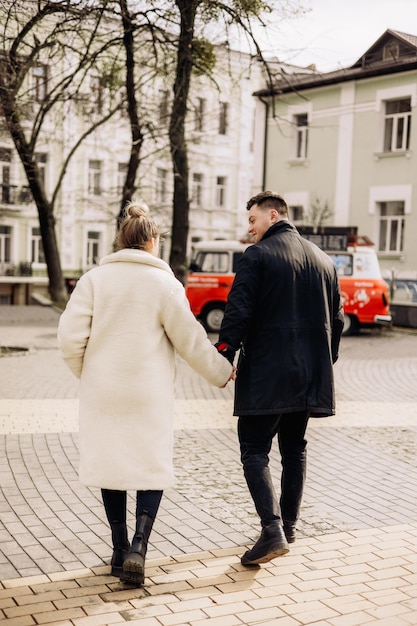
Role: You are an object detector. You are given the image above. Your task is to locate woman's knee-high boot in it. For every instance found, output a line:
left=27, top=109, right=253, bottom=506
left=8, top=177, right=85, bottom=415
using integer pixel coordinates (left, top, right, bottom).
left=120, top=513, right=154, bottom=586
left=110, top=521, right=130, bottom=577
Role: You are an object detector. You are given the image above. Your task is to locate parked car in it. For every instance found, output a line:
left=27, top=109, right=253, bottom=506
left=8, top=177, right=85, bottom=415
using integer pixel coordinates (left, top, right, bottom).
left=383, top=277, right=417, bottom=303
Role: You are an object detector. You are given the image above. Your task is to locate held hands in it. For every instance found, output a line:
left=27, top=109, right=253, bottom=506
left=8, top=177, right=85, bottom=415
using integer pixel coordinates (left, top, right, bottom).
left=220, top=365, right=236, bottom=388
left=215, top=341, right=236, bottom=388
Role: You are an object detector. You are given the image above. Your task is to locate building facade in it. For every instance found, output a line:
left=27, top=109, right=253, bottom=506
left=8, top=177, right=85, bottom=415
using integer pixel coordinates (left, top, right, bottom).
left=0, top=39, right=264, bottom=303
left=254, top=30, right=417, bottom=281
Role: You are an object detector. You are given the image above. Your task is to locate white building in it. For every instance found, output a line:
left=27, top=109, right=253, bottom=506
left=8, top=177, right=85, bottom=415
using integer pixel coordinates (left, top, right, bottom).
left=0, top=40, right=269, bottom=304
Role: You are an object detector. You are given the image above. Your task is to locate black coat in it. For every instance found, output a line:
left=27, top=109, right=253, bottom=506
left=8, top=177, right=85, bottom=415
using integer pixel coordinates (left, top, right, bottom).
left=218, top=221, right=344, bottom=417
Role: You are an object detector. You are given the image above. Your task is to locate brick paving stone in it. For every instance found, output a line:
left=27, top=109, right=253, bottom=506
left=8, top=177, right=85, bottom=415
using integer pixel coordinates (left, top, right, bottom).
left=2, top=308, right=417, bottom=624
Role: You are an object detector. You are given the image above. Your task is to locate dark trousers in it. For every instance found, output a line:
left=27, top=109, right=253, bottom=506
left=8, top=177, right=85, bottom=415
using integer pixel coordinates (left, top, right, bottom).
left=238, top=411, right=309, bottom=527
left=101, top=489, right=163, bottom=524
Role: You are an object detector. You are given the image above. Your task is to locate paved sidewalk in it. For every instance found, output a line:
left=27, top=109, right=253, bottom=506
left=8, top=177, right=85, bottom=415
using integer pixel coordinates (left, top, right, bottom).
left=1, top=307, right=417, bottom=625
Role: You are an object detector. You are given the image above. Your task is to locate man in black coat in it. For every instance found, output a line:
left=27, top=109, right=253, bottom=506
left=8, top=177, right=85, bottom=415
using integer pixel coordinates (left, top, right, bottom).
left=216, top=191, right=344, bottom=566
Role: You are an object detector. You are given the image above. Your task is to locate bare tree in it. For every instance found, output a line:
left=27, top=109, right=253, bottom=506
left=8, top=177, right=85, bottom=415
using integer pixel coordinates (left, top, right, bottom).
left=167, top=0, right=289, bottom=282
left=306, top=197, right=334, bottom=229
left=0, top=0, right=125, bottom=305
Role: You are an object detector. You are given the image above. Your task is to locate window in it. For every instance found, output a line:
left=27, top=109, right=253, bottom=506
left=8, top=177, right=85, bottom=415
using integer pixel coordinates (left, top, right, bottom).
left=195, top=251, right=230, bottom=273
left=86, top=231, right=100, bottom=266
left=31, top=227, right=45, bottom=264
left=35, top=153, right=47, bottom=187
left=219, top=102, right=229, bottom=135
left=215, top=176, right=226, bottom=207
left=0, top=148, right=12, bottom=204
left=329, top=253, right=353, bottom=277
left=383, top=41, right=399, bottom=61
left=32, top=65, right=47, bottom=103
left=88, top=160, right=102, bottom=195
left=156, top=167, right=168, bottom=203
left=383, top=98, right=411, bottom=152
left=289, top=205, right=304, bottom=223
left=194, top=98, right=206, bottom=132
left=90, top=76, right=103, bottom=114
left=0, top=225, right=11, bottom=262
left=117, top=162, right=128, bottom=194
left=294, top=114, right=308, bottom=159
left=378, top=201, right=405, bottom=253
left=192, top=173, right=203, bottom=206
left=158, top=90, right=169, bottom=125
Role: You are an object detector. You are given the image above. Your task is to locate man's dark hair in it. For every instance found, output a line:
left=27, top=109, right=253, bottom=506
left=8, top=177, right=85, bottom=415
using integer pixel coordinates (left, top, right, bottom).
left=246, top=191, right=289, bottom=217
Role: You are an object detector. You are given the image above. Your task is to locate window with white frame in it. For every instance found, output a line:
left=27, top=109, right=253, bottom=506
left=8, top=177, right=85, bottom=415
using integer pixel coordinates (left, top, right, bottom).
left=158, top=90, right=169, bottom=125
left=86, top=231, right=101, bottom=266
left=383, top=98, right=411, bottom=152
left=155, top=167, right=168, bottom=203
left=0, top=225, right=11, bottom=262
left=294, top=113, right=308, bottom=159
left=378, top=201, right=405, bottom=253
left=192, top=173, right=203, bottom=206
left=0, top=148, right=12, bottom=204
left=32, top=65, right=47, bottom=103
left=90, top=76, right=103, bottom=114
left=215, top=176, right=226, bottom=207
left=117, top=162, right=128, bottom=194
left=194, top=98, right=206, bottom=132
left=88, top=160, right=102, bottom=195
left=219, top=102, right=229, bottom=135
left=289, top=205, right=304, bottom=224
left=31, top=227, right=45, bottom=264
left=35, top=153, right=47, bottom=187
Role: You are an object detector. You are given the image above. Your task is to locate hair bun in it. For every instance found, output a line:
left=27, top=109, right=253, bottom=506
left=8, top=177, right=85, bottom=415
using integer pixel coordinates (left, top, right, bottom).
left=126, top=201, right=149, bottom=219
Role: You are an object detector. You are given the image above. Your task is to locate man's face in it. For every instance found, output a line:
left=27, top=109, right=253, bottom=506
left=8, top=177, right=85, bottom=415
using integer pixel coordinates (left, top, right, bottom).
left=248, top=204, right=279, bottom=243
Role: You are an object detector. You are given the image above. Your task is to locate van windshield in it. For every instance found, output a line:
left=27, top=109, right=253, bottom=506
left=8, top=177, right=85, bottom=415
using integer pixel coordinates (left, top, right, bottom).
left=329, top=254, right=353, bottom=276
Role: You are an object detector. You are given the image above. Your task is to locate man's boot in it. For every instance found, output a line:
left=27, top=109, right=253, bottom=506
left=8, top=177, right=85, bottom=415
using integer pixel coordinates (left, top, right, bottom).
left=120, top=513, right=154, bottom=586
left=241, top=520, right=289, bottom=566
left=283, top=521, right=297, bottom=543
left=110, top=521, right=130, bottom=577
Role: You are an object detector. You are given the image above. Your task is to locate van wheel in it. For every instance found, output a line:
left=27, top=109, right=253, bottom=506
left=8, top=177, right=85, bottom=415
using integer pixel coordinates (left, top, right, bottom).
left=203, top=305, right=225, bottom=333
left=342, top=314, right=359, bottom=336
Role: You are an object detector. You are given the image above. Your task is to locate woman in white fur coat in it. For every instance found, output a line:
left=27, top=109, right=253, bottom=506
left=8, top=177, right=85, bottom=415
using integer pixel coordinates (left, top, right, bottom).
left=57, top=201, right=234, bottom=587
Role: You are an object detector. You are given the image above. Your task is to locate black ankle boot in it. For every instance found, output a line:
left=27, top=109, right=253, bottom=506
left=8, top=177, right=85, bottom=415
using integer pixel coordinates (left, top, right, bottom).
left=110, top=521, right=130, bottom=577
left=241, top=521, right=289, bottom=566
left=283, top=521, right=297, bottom=543
left=120, top=513, right=154, bottom=586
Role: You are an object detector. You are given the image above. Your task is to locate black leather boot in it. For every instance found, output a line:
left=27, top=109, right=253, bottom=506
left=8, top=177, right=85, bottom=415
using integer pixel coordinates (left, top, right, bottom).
left=120, top=513, right=154, bottom=586
left=110, top=521, right=130, bottom=577
left=241, top=521, right=289, bottom=566
left=283, top=521, right=297, bottom=543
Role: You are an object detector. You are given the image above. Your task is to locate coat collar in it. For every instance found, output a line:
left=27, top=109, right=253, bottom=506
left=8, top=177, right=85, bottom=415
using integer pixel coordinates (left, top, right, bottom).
left=261, top=219, right=297, bottom=242
left=99, top=249, right=174, bottom=275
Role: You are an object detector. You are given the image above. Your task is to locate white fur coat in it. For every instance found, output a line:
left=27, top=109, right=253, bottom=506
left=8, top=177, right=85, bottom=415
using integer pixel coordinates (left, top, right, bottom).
left=57, top=249, right=232, bottom=490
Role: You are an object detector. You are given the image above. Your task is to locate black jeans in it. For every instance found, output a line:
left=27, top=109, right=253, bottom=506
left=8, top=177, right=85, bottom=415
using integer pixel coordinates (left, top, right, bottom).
left=238, top=411, right=309, bottom=527
left=101, top=489, right=163, bottom=524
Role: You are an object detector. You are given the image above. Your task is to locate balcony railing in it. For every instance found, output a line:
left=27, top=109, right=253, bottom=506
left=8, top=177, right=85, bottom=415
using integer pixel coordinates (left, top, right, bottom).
left=0, top=262, right=32, bottom=277
left=0, top=185, right=33, bottom=205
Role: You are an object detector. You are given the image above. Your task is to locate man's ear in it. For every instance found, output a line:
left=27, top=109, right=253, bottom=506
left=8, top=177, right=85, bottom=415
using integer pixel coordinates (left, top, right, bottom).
left=270, top=209, right=279, bottom=223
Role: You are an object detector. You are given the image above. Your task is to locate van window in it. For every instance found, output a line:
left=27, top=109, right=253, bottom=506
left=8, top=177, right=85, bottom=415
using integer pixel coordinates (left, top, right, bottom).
left=194, top=251, right=230, bottom=273
left=329, top=254, right=353, bottom=276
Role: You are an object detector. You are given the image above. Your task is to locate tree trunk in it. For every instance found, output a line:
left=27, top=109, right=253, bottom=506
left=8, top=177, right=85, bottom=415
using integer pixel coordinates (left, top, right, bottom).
left=117, top=0, right=144, bottom=232
left=2, top=94, right=67, bottom=306
left=168, top=0, right=198, bottom=284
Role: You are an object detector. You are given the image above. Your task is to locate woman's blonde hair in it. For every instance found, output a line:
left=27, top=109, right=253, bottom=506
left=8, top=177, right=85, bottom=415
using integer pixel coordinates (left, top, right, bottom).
left=116, top=201, right=160, bottom=251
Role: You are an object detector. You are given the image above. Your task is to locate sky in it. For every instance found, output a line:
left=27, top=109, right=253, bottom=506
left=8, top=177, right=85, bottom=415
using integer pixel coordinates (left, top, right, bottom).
left=251, top=0, right=417, bottom=72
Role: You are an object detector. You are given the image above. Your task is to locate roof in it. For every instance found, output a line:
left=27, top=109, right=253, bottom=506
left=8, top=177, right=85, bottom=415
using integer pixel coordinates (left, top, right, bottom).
left=255, top=29, right=417, bottom=97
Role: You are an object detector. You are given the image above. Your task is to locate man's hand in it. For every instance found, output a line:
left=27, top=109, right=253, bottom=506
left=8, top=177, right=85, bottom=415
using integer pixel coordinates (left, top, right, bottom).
left=215, top=341, right=235, bottom=364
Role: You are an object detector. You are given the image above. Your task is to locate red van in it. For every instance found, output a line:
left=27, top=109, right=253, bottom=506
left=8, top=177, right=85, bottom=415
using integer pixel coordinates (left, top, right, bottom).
left=185, top=239, right=392, bottom=335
